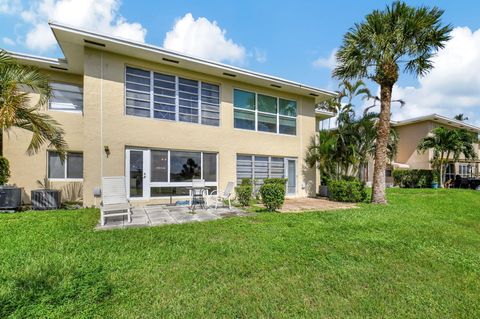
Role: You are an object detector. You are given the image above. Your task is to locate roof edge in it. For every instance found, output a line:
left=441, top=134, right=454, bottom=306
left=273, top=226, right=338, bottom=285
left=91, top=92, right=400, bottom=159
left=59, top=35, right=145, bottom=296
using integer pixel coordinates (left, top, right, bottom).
left=48, top=22, right=337, bottom=99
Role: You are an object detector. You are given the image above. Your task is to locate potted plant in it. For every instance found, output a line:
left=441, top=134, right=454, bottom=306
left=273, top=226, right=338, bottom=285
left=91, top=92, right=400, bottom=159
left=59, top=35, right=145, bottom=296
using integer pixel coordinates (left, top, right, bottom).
left=31, top=177, right=61, bottom=210
left=319, top=176, right=330, bottom=198
left=0, top=156, right=22, bottom=211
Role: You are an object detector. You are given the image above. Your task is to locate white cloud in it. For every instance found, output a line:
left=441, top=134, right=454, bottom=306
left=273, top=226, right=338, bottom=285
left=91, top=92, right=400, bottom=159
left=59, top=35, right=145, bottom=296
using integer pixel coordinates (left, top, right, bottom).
left=163, top=13, right=246, bottom=64
left=362, top=27, right=480, bottom=126
left=253, top=47, right=267, bottom=63
left=20, top=0, right=146, bottom=52
left=312, top=48, right=337, bottom=69
left=2, top=36, right=15, bottom=45
left=0, top=0, right=21, bottom=14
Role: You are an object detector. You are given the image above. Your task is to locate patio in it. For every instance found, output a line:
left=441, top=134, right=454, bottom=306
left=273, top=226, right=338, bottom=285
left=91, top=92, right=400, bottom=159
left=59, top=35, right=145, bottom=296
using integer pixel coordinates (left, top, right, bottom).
left=96, top=205, right=248, bottom=230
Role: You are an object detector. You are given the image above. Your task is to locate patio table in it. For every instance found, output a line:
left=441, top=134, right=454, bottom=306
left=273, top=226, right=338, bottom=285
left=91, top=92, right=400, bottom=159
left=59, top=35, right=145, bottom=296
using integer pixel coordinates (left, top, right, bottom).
left=186, top=186, right=209, bottom=212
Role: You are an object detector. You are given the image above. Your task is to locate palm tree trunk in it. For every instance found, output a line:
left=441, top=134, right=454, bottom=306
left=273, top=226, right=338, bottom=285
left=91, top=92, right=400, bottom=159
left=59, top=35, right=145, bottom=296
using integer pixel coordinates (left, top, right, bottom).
left=371, top=84, right=392, bottom=204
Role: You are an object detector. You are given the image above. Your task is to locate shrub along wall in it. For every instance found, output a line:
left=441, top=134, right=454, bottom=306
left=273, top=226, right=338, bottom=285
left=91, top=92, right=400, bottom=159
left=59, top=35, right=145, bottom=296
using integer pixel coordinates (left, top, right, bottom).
left=327, top=179, right=367, bottom=203
left=392, top=169, right=433, bottom=188
left=259, top=178, right=287, bottom=212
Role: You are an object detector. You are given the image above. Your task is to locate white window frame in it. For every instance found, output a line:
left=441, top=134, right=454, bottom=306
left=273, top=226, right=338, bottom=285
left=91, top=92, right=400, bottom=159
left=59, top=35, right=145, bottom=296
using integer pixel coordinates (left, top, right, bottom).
left=126, top=148, right=218, bottom=199
left=124, top=65, right=220, bottom=126
left=233, top=88, right=297, bottom=136
left=47, top=151, right=84, bottom=181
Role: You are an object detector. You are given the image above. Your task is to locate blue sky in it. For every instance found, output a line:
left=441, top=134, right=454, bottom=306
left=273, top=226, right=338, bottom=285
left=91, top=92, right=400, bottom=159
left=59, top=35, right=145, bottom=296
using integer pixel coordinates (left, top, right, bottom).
left=1, top=0, right=479, bottom=124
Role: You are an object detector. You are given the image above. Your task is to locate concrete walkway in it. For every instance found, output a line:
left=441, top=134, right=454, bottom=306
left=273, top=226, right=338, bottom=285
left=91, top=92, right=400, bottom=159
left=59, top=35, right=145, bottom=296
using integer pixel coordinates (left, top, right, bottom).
left=96, top=205, right=248, bottom=230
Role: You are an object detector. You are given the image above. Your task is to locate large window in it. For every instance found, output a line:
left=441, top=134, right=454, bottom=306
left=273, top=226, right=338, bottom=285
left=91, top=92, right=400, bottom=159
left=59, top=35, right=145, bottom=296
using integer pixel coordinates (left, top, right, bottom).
left=49, top=82, right=83, bottom=112
left=233, top=89, right=297, bottom=135
left=48, top=151, right=83, bottom=179
left=125, top=66, right=220, bottom=126
left=236, top=154, right=286, bottom=185
left=148, top=150, right=217, bottom=197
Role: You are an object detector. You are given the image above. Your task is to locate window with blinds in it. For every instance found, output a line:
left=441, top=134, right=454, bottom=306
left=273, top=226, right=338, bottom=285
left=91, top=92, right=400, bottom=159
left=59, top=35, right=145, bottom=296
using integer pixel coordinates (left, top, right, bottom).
left=236, top=154, right=286, bottom=185
left=125, top=66, right=220, bottom=126
left=49, top=82, right=83, bottom=112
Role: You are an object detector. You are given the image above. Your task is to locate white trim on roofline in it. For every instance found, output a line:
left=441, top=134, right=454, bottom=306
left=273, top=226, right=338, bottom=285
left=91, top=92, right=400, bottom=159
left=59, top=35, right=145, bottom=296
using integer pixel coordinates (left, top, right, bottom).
left=48, top=21, right=337, bottom=100
left=392, top=113, right=480, bottom=132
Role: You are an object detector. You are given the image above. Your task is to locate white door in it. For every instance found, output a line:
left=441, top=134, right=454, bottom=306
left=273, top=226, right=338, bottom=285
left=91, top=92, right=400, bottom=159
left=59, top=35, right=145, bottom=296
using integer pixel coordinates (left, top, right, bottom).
left=126, top=149, right=150, bottom=200
left=285, top=158, right=296, bottom=195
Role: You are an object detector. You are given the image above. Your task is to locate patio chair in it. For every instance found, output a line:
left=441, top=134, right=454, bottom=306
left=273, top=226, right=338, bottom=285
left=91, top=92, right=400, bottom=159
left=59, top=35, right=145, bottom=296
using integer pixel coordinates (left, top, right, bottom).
left=100, top=176, right=132, bottom=226
left=189, top=179, right=207, bottom=206
left=208, top=182, right=234, bottom=210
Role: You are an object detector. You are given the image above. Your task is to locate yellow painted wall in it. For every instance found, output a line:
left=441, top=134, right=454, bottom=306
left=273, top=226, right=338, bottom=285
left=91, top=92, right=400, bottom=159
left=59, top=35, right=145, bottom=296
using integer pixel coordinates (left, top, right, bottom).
left=4, top=48, right=319, bottom=206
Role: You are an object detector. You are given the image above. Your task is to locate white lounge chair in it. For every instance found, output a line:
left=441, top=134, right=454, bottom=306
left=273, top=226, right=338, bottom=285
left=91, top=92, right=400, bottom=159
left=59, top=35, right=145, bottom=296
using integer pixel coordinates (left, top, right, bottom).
left=209, top=182, right=234, bottom=210
left=100, top=176, right=132, bottom=226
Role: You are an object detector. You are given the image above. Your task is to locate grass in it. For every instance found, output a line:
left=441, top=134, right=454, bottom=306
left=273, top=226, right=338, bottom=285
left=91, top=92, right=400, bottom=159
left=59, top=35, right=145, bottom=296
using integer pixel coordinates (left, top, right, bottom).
left=1, top=188, right=479, bottom=318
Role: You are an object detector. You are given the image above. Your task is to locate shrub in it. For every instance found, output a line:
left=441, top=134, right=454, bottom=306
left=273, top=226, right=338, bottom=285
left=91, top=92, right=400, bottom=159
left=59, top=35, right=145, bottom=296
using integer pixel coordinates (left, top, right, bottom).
left=263, top=178, right=288, bottom=186
left=392, top=169, right=434, bottom=188
left=240, top=178, right=252, bottom=186
left=259, top=182, right=285, bottom=212
left=328, top=179, right=367, bottom=203
left=235, top=184, right=253, bottom=207
left=0, top=156, right=10, bottom=185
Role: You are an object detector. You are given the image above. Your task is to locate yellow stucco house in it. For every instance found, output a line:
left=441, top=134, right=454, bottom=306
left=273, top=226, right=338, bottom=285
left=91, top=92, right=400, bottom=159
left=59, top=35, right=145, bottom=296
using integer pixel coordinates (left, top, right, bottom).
left=4, top=23, right=336, bottom=207
left=365, top=114, right=480, bottom=186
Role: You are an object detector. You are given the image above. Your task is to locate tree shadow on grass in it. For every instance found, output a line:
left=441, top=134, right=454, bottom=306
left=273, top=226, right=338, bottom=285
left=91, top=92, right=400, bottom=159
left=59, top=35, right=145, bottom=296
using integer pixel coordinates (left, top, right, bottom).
left=0, top=264, right=113, bottom=318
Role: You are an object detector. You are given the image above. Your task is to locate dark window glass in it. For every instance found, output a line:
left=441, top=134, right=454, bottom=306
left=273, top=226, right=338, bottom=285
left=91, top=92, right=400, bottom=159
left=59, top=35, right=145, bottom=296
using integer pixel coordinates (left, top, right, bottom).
left=234, top=89, right=255, bottom=110
left=67, top=153, right=83, bottom=178
left=279, top=99, right=297, bottom=117
left=170, top=151, right=201, bottom=182
left=48, top=152, right=65, bottom=178
left=258, top=94, right=277, bottom=114
left=203, top=153, right=217, bottom=182
left=151, top=150, right=168, bottom=182
left=234, top=109, right=255, bottom=130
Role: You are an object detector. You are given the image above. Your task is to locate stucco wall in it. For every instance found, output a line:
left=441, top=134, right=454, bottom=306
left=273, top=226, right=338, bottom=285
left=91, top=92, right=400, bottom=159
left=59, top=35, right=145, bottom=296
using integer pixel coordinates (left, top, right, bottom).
left=4, top=48, right=319, bottom=206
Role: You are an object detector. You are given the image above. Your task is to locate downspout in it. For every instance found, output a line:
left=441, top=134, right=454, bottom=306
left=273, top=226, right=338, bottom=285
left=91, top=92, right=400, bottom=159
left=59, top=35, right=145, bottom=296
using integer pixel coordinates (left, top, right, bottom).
left=100, top=51, right=104, bottom=178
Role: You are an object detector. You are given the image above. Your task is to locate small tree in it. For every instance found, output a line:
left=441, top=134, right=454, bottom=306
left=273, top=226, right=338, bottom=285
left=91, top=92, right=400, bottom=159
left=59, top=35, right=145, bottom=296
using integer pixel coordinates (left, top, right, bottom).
left=417, top=127, right=477, bottom=186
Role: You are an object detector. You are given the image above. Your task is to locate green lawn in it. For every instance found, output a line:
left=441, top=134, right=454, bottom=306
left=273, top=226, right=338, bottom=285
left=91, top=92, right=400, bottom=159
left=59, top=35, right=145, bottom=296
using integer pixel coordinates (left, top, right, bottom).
left=1, top=189, right=479, bottom=318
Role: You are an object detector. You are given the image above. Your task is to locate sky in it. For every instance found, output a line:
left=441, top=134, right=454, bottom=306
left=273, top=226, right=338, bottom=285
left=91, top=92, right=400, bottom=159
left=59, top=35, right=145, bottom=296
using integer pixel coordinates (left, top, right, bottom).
left=1, top=0, right=479, bottom=125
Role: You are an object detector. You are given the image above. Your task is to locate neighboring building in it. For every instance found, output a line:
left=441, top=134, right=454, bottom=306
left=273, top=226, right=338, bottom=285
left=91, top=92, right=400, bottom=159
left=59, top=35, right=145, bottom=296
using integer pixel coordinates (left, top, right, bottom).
left=4, top=23, right=335, bottom=206
left=366, top=114, right=480, bottom=186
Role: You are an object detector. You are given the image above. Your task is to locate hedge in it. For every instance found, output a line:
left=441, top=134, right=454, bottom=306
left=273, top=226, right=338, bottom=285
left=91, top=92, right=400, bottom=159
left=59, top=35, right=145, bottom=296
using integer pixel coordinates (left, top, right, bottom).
left=392, top=169, right=434, bottom=188
left=327, top=179, right=367, bottom=203
left=0, top=156, right=10, bottom=185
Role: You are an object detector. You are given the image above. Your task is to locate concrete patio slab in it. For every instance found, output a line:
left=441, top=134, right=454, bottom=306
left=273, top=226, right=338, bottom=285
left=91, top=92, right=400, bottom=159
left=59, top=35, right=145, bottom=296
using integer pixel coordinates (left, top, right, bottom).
left=96, top=204, right=248, bottom=230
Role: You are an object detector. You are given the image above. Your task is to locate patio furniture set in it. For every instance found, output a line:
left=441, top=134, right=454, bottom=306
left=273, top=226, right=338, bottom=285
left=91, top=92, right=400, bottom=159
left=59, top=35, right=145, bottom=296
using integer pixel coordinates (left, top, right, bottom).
left=100, top=177, right=234, bottom=226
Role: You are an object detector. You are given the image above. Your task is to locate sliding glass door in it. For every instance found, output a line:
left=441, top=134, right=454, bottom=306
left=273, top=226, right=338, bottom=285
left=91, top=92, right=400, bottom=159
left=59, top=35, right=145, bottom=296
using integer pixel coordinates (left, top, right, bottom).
left=126, top=148, right=217, bottom=200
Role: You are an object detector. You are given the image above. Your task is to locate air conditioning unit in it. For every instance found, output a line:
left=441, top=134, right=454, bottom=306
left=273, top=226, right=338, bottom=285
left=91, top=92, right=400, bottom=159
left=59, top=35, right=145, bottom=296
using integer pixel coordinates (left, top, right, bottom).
left=31, top=189, right=61, bottom=210
left=0, top=186, right=22, bottom=211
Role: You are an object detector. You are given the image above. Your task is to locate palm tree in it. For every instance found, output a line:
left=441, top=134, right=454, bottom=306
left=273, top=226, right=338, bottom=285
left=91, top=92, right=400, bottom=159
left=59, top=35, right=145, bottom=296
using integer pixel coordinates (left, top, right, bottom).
left=333, top=1, right=451, bottom=204
left=454, top=114, right=469, bottom=121
left=0, top=50, right=67, bottom=158
left=305, top=130, right=338, bottom=183
left=417, top=127, right=477, bottom=187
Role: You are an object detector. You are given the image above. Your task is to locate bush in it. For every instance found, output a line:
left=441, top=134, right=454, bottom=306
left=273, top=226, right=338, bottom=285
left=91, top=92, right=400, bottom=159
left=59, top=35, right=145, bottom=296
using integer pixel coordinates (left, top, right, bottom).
left=240, top=178, right=252, bottom=186
left=235, top=184, right=253, bottom=207
left=263, top=178, right=287, bottom=186
left=259, top=182, right=285, bottom=212
left=392, top=169, right=434, bottom=188
left=327, top=179, right=367, bottom=203
left=0, top=156, right=10, bottom=185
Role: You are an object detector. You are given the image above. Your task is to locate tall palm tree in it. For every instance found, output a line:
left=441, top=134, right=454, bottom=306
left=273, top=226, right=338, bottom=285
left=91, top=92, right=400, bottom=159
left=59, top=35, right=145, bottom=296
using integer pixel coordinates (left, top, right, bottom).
left=417, top=127, right=477, bottom=187
left=333, top=1, right=451, bottom=204
left=0, top=50, right=67, bottom=158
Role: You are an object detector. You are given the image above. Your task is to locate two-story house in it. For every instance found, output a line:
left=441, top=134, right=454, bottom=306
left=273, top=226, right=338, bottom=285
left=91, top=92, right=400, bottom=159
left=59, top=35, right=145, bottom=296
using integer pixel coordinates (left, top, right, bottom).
left=4, top=23, right=335, bottom=207
left=365, top=114, right=480, bottom=186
